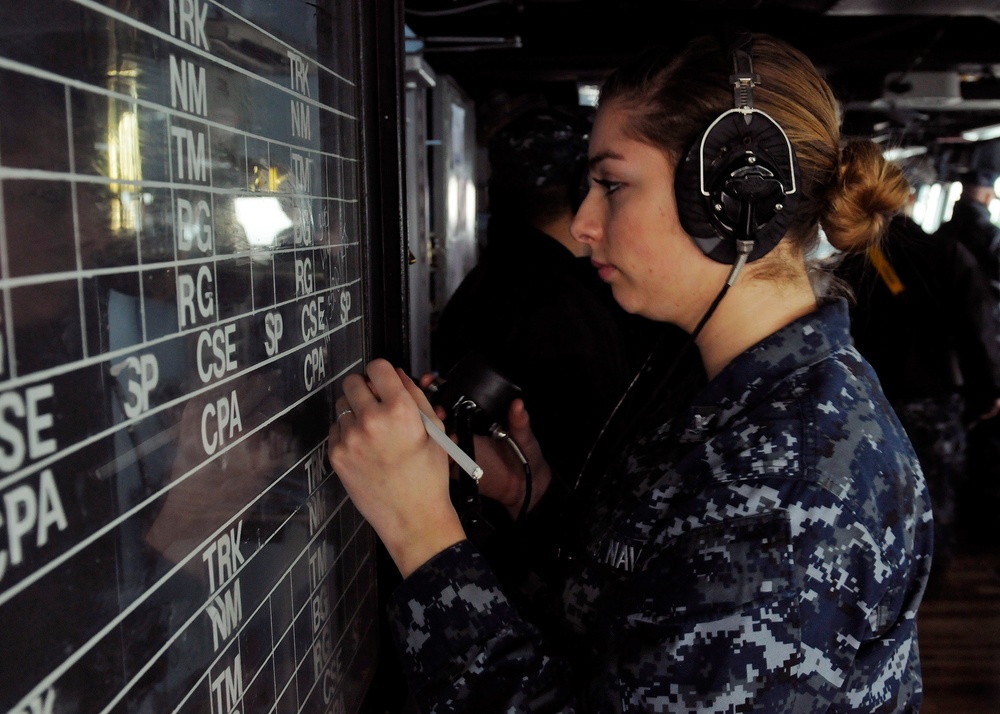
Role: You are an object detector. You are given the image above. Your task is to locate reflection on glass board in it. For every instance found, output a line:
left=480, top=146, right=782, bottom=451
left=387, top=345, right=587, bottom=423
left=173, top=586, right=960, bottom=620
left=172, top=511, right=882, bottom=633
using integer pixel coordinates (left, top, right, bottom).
left=0, top=1, right=376, bottom=712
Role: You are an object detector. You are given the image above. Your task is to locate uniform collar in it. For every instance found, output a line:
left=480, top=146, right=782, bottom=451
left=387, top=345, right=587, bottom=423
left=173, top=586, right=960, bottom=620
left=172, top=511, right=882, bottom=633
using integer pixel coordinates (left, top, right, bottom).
left=677, top=298, right=852, bottom=442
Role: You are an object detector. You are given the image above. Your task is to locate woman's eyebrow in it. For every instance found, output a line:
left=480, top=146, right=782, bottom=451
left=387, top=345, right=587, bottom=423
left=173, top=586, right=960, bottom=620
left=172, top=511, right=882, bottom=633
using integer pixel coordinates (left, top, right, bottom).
left=588, top=149, right=625, bottom=169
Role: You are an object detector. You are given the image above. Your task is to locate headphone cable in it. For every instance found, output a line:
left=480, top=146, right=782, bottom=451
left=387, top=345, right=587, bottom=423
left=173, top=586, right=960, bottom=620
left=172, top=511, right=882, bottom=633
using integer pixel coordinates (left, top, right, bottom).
left=488, top=426, right=532, bottom=522
left=573, top=239, right=752, bottom=493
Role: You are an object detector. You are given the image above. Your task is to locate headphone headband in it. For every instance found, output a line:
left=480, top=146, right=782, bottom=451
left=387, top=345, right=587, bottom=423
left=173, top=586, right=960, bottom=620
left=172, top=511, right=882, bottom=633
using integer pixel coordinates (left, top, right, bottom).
left=729, top=34, right=759, bottom=112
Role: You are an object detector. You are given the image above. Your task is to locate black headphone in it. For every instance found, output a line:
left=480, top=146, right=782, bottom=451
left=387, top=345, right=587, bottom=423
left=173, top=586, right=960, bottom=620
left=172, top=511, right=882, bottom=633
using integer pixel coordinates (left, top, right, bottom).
left=674, top=33, right=801, bottom=265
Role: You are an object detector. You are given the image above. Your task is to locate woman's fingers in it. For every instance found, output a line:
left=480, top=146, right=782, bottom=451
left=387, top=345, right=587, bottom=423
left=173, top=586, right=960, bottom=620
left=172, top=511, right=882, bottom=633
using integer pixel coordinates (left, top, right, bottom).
left=397, top=368, right=444, bottom=425
left=341, top=370, right=378, bottom=412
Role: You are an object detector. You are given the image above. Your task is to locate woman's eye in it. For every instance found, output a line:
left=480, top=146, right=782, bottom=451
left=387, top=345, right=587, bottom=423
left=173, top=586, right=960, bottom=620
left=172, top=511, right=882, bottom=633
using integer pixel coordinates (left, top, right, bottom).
left=593, top=178, right=623, bottom=195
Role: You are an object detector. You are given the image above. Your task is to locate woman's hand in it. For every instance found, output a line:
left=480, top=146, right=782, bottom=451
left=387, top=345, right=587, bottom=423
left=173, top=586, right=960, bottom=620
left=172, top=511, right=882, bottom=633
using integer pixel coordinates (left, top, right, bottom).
left=472, top=399, right=553, bottom=520
left=417, top=373, right=554, bottom=520
left=329, top=359, right=466, bottom=577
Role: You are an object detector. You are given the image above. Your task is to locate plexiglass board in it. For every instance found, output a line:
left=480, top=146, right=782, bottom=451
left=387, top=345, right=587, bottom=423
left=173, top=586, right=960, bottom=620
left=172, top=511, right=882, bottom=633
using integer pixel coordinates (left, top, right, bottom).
left=0, top=1, right=377, bottom=712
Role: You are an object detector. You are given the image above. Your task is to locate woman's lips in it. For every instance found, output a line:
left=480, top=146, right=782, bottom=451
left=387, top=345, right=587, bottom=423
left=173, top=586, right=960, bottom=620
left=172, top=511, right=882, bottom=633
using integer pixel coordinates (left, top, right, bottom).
left=592, top=260, right=615, bottom=282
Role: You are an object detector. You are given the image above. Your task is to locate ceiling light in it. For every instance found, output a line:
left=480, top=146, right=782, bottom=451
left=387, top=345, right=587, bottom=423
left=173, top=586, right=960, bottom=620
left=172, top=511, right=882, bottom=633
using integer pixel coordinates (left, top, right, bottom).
left=883, top=146, right=928, bottom=161
left=962, top=123, right=1000, bottom=141
left=577, top=83, right=599, bottom=107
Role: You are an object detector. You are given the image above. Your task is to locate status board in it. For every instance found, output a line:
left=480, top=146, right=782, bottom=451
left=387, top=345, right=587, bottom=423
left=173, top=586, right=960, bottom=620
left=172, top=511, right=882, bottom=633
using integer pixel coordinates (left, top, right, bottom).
left=0, top=0, right=379, bottom=712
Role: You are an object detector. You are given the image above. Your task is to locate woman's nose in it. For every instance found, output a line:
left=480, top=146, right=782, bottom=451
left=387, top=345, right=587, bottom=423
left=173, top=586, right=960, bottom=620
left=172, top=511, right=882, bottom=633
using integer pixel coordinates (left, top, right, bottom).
left=571, top=190, right=600, bottom=246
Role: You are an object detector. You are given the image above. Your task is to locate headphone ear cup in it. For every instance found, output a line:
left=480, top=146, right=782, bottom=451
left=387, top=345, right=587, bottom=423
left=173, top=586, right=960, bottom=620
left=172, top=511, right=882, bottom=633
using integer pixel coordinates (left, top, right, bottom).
left=676, top=135, right=721, bottom=255
left=675, top=111, right=801, bottom=264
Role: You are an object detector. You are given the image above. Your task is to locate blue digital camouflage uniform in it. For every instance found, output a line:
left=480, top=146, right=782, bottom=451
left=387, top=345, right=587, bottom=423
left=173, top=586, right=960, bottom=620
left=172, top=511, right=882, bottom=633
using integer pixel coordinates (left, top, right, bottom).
left=388, top=299, right=934, bottom=713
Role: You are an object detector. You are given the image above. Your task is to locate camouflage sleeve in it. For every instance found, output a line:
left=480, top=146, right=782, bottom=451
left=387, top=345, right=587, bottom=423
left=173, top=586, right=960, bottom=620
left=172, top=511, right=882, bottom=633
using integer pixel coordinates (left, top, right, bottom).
left=387, top=539, right=577, bottom=713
